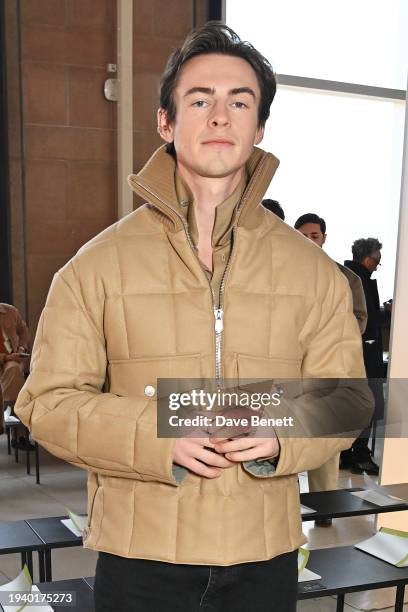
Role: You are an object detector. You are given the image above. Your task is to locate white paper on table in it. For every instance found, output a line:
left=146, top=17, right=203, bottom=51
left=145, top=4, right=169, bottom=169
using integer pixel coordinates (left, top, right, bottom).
left=60, top=518, right=83, bottom=538
left=298, top=567, right=322, bottom=582
left=3, top=406, right=19, bottom=423
left=61, top=508, right=88, bottom=537
left=363, top=473, right=408, bottom=501
left=350, top=489, right=405, bottom=506
left=355, top=528, right=408, bottom=567
left=300, top=504, right=317, bottom=515
left=0, top=566, right=31, bottom=612
left=25, top=586, right=54, bottom=611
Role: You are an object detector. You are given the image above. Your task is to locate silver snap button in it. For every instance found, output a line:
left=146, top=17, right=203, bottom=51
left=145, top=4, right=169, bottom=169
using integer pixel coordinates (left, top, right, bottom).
left=144, top=385, right=155, bottom=397
left=180, top=199, right=189, bottom=207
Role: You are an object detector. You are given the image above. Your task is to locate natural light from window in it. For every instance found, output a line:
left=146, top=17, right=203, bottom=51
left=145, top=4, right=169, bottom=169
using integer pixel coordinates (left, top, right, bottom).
left=226, top=0, right=407, bottom=300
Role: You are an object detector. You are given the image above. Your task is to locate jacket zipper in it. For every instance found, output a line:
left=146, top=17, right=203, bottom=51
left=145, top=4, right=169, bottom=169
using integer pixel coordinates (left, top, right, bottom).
left=183, top=220, right=226, bottom=388
left=136, top=184, right=225, bottom=386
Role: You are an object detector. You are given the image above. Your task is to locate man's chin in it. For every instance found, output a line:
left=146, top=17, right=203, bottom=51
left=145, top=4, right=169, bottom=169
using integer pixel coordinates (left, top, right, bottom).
left=194, top=160, right=244, bottom=179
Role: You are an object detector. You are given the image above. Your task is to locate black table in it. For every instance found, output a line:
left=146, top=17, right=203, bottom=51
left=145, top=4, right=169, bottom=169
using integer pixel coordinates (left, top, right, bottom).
left=83, top=576, right=95, bottom=589
left=300, top=486, right=408, bottom=521
left=5, top=420, right=40, bottom=484
left=298, top=545, right=408, bottom=611
left=0, top=520, right=43, bottom=579
left=25, top=517, right=83, bottom=582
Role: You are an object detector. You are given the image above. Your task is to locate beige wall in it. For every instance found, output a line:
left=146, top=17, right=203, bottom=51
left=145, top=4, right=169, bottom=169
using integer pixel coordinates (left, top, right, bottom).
left=132, top=0, right=207, bottom=207
left=19, top=0, right=118, bottom=332
left=6, top=0, right=209, bottom=333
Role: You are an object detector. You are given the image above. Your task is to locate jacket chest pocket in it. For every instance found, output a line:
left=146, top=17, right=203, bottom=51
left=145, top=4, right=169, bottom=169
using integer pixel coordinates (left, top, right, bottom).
left=107, top=353, right=203, bottom=399
left=237, top=353, right=303, bottom=400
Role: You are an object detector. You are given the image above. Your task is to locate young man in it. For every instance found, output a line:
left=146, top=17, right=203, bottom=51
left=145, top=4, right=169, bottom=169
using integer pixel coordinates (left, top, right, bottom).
left=294, top=213, right=368, bottom=525
left=16, top=24, right=371, bottom=612
left=295, top=213, right=367, bottom=333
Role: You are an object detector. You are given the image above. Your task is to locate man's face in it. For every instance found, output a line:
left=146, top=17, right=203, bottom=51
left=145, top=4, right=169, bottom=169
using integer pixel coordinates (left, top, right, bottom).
left=363, top=249, right=381, bottom=273
left=157, top=53, right=264, bottom=178
left=297, top=223, right=326, bottom=248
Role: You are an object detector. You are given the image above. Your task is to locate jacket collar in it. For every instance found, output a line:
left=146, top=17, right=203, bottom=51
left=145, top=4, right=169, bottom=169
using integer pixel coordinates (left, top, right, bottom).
left=344, top=259, right=372, bottom=280
left=127, top=145, right=279, bottom=232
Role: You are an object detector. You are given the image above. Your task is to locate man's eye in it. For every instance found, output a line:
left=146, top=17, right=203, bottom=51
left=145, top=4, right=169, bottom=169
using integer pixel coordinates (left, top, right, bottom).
left=232, top=101, right=248, bottom=109
left=193, top=100, right=207, bottom=108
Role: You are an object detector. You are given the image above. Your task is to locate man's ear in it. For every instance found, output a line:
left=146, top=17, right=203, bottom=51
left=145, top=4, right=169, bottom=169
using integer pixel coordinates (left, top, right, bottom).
left=322, top=234, right=327, bottom=246
left=254, top=125, right=264, bottom=145
left=157, top=108, right=174, bottom=144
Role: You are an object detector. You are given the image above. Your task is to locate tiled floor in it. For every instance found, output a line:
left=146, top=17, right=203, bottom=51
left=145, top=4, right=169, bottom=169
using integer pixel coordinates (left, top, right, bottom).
left=0, top=435, right=407, bottom=610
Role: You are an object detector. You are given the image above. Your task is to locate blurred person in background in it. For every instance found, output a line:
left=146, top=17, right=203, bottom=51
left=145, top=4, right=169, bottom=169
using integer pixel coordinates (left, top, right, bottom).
left=343, top=238, right=392, bottom=475
left=0, top=302, right=29, bottom=407
left=0, top=303, right=30, bottom=444
left=295, top=213, right=367, bottom=524
left=261, top=198, right=285, bottom=220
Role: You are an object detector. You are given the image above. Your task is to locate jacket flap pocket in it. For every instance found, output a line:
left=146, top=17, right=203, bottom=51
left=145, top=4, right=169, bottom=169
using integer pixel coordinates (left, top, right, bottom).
left=108, top=353, right=202, bottom=398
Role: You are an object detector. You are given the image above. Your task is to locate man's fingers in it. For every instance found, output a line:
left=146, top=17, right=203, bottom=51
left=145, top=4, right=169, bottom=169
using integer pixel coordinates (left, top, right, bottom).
left=225, top=447, right=267, bottom=462
left=195, top=447, right=235, bottom=469
left=213, top=437, right=257, bottom=454
left=187, top=459, right=221, bottom=479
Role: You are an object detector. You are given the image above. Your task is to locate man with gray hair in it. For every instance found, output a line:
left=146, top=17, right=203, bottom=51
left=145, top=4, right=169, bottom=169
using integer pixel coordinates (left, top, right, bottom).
left=343, top=238, right=392, bottom=475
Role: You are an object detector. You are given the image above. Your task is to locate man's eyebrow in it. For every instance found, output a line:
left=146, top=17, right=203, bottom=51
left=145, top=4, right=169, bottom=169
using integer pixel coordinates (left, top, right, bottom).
left=183, top=86, right=257, bottom=98
left=184, top=87, right=215, bottom=97
left=229, top=87, right=256, bottom=98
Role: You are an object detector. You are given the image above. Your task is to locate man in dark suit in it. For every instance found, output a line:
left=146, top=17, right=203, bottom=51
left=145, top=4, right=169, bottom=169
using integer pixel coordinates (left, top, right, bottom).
left=344, top=238, right=392, bottom=475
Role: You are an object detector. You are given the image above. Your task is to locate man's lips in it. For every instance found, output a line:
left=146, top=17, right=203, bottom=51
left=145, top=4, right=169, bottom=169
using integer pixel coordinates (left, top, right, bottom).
left=202, top=139, right=235, bottom=146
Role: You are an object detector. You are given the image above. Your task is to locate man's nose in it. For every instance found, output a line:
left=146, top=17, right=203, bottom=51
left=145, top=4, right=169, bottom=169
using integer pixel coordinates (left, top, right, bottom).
left=208, top=102, right=230, bottom=127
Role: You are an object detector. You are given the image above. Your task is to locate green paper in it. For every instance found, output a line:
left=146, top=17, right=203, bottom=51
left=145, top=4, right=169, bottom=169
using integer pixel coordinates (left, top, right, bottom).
left=65, top=507, right=88, bottom=533
left=298, top=547, right=310, bottom=573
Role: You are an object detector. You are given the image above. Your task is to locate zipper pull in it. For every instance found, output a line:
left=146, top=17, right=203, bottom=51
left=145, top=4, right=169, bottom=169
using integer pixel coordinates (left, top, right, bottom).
left=214, top=308, right=224, bottom=334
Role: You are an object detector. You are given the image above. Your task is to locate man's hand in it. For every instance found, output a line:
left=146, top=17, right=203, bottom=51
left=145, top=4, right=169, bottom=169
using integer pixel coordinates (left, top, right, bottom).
left=212, top=436, right=280, bottom=463
left=383, top=299, right=393, bottom=312
left=5, top=353, right=27, bottom=363
left=173, top=437, right=235, bottom=478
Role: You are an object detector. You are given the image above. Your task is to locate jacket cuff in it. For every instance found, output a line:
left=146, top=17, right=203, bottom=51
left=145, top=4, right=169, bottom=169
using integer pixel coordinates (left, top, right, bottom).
left=172, top=464, right=189, bottom=483
left=134, top=427, right=182, bottom=486
left=242, top=455, right=280, bottom=478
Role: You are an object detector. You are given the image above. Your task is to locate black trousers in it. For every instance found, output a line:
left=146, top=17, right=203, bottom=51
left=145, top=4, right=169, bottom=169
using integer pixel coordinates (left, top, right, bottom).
left=94, top=550, right=298, bottom=612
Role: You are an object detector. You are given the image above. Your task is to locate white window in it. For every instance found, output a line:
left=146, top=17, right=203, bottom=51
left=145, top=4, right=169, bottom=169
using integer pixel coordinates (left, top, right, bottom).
left=226, top=0, right=407, bottom=300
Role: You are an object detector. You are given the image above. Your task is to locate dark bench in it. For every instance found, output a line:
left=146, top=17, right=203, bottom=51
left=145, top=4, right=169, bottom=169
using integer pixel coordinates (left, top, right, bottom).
left=4, top=418, right=40, bottom=484
left=298, top=545, right=408, bottom=611
left=25, top=516, right=83, bottom=582
left=300, top=484, right=408, bottom=521
left=0, top=520, right=42, bottom=580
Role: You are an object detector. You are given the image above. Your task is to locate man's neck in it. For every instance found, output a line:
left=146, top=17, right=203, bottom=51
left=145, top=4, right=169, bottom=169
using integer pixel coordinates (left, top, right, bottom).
left=176, top=164, right=244, bottom=214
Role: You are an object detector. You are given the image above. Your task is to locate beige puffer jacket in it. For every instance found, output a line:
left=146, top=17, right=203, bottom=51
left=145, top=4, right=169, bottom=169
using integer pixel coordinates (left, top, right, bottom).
left=15, top=146, right=371, bottom=565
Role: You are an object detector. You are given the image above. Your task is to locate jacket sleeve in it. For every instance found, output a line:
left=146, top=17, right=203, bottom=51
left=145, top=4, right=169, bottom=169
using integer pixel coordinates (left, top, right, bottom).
left=350, top=274, right=368, bottom=335
left=16, top=310, right=30, bottom=349
left=244, top=260, right=374, bottom=479
left=15, top=263, right=179, bottom=486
